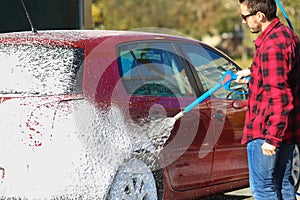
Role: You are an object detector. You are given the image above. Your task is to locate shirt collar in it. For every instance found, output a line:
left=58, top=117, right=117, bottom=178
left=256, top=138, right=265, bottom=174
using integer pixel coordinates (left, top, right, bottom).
left=254, top=17, right=281, bottom=47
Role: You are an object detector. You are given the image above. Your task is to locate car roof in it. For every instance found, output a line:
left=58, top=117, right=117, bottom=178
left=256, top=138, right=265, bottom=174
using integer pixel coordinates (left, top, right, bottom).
left=0, top=30, right=198, bottom=48
left=0, top=30, right=235, bottom=65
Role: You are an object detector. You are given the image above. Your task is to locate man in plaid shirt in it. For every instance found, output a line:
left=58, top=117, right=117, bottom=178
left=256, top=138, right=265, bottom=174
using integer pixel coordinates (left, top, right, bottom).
left=237, top=0, right=300, bottom=199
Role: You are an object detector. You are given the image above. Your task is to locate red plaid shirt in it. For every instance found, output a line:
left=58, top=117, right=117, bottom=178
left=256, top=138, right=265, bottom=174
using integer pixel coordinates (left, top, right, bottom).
left=242, top=18, right=300, bottom=147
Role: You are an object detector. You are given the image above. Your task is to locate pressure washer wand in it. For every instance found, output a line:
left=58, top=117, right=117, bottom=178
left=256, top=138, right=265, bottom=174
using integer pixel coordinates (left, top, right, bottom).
left=173, top=70, right=249, bottom=121
left=174, top=82, right=222, bottom=120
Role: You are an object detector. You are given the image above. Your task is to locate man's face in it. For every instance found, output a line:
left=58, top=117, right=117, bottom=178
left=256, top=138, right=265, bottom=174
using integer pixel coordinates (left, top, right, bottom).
left=240, top=3, right=261, bottom=33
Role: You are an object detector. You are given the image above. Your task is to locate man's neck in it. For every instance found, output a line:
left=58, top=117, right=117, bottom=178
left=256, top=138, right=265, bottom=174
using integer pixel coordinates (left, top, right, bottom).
left=261, top=19, right=273, bottom=32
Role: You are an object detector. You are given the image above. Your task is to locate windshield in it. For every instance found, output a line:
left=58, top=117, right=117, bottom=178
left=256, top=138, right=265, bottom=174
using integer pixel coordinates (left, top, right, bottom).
left=0, top=44, right=84, bottom=96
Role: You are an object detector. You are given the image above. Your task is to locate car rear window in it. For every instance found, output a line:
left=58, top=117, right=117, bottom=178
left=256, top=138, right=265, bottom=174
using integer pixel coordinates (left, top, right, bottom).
left=0, top=44, right=84, bottom=96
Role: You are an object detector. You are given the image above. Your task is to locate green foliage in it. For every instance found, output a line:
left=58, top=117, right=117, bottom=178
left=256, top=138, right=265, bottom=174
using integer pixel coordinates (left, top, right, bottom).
left=92, top=0, right=242, bottom=39
left=92, top=0, right=300, bottom=58
left=92, top=0, right=300, bottom=35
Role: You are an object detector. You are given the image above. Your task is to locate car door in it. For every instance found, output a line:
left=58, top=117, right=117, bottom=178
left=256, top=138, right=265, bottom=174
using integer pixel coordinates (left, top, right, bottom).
left=116, top=41, right=215, bottom=190
left=178, top=42, right=249, bottom=185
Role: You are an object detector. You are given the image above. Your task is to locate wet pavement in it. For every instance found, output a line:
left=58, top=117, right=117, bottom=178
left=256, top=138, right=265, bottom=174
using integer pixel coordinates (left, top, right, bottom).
left=200, top=187, right=300, bottom=200
left=199, top=188, right=254, bottom=200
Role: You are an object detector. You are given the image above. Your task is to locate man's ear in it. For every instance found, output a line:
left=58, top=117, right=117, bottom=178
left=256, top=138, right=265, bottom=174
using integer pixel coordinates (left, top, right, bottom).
left=257, top=11, right=267, bottom=23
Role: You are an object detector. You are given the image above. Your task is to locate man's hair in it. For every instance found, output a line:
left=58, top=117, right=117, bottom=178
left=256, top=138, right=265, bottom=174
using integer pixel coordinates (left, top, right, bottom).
left=239, top=0, right=277, bottom=21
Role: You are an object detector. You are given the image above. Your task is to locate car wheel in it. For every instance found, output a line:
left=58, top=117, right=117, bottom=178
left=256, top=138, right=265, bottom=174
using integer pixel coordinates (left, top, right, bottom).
left=106, top=157, right=162, bottom=200
left=293, top=144, right=300, bottom=193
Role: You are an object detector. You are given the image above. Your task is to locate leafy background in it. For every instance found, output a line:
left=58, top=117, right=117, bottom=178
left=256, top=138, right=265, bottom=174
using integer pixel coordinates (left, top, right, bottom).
left=91, top=0, right=300, bottom=67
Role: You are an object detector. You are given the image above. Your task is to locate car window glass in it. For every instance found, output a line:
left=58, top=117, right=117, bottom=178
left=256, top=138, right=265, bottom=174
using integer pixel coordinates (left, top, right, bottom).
left=179, top=43, right=247, bottom=100
left=118, top=42, right=195, bottom=97
left=0, top=44, right=84, bottom=96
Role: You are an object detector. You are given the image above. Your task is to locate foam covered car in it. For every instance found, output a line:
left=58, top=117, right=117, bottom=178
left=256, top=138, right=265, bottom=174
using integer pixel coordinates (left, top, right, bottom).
left=0, top=30, right=299, bottom=199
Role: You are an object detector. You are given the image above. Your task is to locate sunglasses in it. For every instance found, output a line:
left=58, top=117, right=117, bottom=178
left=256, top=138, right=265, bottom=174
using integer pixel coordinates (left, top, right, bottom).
left=241, top=11, right=257, bottom=21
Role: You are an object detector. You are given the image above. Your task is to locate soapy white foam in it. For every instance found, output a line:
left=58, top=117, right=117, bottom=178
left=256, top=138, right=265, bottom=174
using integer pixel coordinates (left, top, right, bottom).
left=0, top=98, right=173, bottom=199
left=0, top=42, right=176, bottom=199
left=0, top=44, right=79, bottom=96
left=0, top=99, right=131, bottom=199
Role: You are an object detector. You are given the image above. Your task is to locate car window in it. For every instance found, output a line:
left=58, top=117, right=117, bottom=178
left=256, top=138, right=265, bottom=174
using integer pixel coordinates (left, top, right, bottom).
left=117, top=42, right=195, bottom=97
left=0, top=44, right=84, bottom=96
left=179, top=43, right=247, bottom=100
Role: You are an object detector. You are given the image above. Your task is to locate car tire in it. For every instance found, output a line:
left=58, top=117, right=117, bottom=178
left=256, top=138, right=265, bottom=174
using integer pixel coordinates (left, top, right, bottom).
left=106, top=155, right=163, bottom=200
left=293, top=144, right=300, bottom=194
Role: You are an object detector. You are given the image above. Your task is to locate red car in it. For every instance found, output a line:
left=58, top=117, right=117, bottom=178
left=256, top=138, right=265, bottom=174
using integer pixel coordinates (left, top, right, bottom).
left=0, top=30, right=299, bottom=199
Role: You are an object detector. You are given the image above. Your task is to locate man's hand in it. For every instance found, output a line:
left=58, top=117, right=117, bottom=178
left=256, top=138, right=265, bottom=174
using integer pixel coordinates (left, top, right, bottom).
left=236, top=69, right=251, bottom=84
left=261, top=142, right=276, bottom=156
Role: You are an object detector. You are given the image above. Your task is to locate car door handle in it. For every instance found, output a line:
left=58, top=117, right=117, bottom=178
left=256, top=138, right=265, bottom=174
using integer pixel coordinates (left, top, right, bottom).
left=213, top=111, right=225, bottom=122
